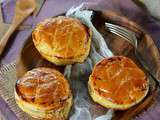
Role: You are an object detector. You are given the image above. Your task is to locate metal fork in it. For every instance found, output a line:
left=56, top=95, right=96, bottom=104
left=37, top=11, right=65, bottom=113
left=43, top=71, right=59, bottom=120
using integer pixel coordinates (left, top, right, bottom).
left=105, top=22, right=160, bottom=87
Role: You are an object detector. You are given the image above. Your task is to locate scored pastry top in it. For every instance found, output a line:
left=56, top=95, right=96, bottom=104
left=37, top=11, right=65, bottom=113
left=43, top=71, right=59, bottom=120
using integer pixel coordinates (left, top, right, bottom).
left=15, top=68, right=72, bottom=110
left=90, top=56, right=149, bottom=105
left=32, top=16, right=90, bottom=60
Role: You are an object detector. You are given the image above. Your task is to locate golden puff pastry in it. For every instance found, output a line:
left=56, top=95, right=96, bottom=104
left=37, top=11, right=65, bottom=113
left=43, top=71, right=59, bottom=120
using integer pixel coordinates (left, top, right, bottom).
left=32, top=16, right=92, bottom=65
left=88, top=56, right=149, bottom=110
left=15, top=67, right=72, bottom=119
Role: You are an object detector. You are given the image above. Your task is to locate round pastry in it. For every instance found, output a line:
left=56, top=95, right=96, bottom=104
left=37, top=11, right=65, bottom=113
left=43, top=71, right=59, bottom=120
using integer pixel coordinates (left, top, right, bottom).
left=15, top=68, right=72, bottom=119
left=88, top=56, right=149, bottom=110
left=32, top=16, right=92, bottom=65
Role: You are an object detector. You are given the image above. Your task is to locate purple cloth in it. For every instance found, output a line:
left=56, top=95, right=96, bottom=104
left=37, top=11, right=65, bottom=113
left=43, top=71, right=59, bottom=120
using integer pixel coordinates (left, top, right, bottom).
left=0, top=0, right=160, bottom=119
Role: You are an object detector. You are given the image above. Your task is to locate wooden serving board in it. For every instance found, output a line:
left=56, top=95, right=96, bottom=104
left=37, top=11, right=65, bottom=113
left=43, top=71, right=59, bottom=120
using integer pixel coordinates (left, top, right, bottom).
left=16, top=10, right=160, bottom=120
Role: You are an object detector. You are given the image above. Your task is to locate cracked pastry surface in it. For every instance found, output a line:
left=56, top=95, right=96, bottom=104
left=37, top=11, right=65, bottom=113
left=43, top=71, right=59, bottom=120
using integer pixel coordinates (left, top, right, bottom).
left=15, top=67, right=72, bottom=119
left=89, top=56, right=149, bottom=110
left=32, top=16, right=92, bottom=65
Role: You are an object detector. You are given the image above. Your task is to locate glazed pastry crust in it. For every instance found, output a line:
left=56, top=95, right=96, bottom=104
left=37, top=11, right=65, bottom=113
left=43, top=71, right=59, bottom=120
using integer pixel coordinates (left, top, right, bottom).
left=32, top=16, right=92, bottom=65
left=15, top=68, right=72, bottom=119
left=89, top=56, right=149, bottom=110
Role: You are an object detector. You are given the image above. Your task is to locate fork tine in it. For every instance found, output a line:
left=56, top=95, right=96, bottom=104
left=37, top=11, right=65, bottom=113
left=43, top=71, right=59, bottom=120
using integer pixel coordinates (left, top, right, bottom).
left=108, top=27, right=137, bottom=48
left=107, top=27, right=134, bottom=41
left=105, top=23, right=133, bottom=36
left=106, top=23, right=134, bottom=40
left=108, top=28, right=131, bottom=41
left=107, top=27, right=134, bottom=45
left=105, top=23, right=137, bottom=47
left=106, top=25, right=133, bottom=37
